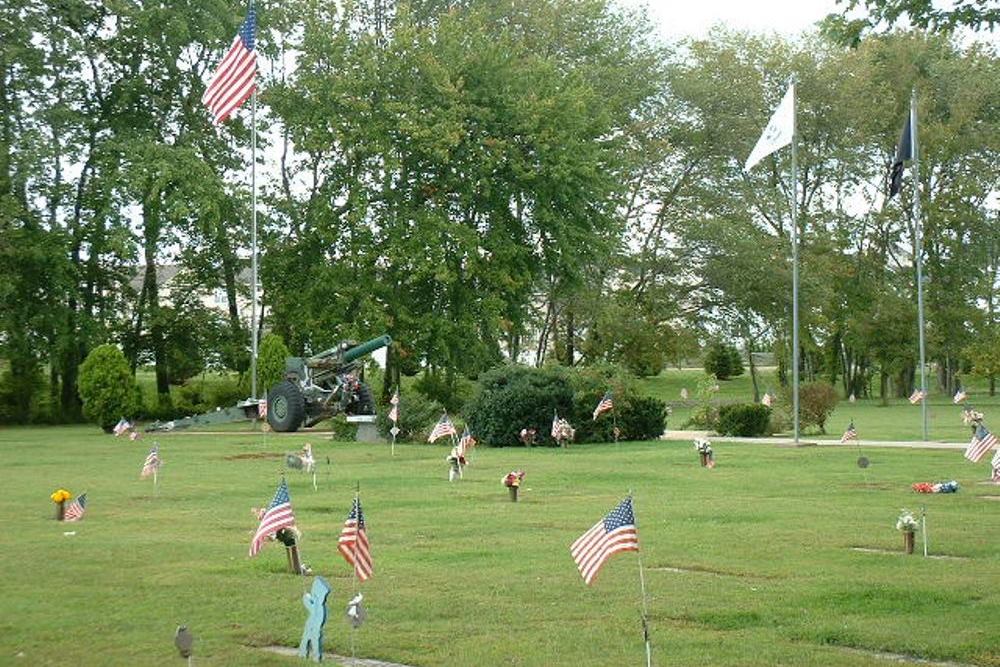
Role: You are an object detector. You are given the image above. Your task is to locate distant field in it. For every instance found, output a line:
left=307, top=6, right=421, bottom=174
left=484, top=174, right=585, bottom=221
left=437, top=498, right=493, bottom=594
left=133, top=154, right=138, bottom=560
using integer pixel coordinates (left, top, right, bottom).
left=638, top=369, right=1000, bottom=442
left=1, top=426, right=997, bottom=666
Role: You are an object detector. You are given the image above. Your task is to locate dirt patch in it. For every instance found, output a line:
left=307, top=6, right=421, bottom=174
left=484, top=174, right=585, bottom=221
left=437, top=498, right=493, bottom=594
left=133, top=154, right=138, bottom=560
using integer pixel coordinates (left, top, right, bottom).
left=834, top=645, right=977, bottom=666
left=224, top=452, right=285, bottom=461
left=647, top=563, right=775, bottom=578
left=849, top=547, right=969, bottom=560
left=260, top=645, right=416, bottom=666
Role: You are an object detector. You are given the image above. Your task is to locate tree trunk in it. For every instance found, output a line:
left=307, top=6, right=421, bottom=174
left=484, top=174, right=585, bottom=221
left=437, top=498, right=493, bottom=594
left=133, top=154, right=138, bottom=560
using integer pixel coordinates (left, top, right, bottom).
left=564, top=307, right=575, bottom=367
left=142, top=198, right=169, bottom=398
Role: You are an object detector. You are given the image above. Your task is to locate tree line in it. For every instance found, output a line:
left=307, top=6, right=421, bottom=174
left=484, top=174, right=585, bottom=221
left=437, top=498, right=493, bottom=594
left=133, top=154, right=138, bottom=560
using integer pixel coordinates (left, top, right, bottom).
left=1, top=0, right=998, bottom=424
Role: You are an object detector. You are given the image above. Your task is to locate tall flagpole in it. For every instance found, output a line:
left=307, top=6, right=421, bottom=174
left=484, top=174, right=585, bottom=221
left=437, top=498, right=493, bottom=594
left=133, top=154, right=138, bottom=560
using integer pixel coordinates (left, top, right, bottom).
left=250, top=84, right=258, bottom=400
left=790, top=77, right=800, bottom=445
left=911, top=89, right=928, bottom=441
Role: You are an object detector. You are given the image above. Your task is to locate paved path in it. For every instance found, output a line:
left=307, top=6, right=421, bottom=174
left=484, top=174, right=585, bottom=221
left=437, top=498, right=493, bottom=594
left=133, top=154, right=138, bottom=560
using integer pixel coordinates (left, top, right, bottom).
left=660, top=430, right=968, bottom=450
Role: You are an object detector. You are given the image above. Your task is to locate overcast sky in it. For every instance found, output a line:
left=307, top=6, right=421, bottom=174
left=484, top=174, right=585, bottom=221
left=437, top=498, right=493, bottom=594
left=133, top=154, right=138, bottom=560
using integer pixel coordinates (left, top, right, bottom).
left=627, top=0, right=843, bottom=39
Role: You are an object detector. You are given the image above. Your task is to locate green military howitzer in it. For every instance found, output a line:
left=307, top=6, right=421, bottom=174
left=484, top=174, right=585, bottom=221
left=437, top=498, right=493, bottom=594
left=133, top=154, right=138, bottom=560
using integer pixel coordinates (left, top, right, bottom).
left=146, top=334, right=391, bottom=433
left=265, top=335, right=391, bottom=432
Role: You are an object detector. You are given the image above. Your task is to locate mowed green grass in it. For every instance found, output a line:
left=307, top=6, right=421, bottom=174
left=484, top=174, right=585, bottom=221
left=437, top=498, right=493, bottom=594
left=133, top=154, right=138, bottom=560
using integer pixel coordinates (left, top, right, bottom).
left=1, top=427, right=998, bottom=666
left=639, top=369, right=1000, bottom=442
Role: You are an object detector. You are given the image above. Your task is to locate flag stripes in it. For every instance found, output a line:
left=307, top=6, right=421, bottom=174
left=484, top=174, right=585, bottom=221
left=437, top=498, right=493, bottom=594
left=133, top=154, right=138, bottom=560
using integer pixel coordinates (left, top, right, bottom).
left=570, top=497, right=639, bottom=585
left=338, top=497, right=373, bottom=582
left=202, top=8, right=257, bottom=125
left=965, top=424, right=998, bottom=463
left=64, top=493, right=87, bottom=522
left=249, top=479, right=295, bottom=557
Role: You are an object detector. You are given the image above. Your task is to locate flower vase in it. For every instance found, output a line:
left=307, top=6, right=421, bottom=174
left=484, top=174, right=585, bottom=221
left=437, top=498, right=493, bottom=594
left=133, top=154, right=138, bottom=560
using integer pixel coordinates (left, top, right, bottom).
left=286, top=543, right=303, bottom=574
left=699, top=452, right=708, bottom=467
left=903, top=531, right=915, bottom=555
left=55, top=500, right=65, bottom=521
left=508, top=486, right=519, bottom=502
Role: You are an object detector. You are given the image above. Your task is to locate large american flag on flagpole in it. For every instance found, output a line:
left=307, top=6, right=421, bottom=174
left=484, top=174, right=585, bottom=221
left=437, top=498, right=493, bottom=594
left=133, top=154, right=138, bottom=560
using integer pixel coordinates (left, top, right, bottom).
left=338, top=496, right=373, bottom=581
left=570, top=497, right=639, bottom=585
left=64, top=493, right=87, bottom=522
left=202, top=7, right=257, bottom=125
left=249, top=479, right=296, bottom=557
left=965, top=424, right=998, bottom=463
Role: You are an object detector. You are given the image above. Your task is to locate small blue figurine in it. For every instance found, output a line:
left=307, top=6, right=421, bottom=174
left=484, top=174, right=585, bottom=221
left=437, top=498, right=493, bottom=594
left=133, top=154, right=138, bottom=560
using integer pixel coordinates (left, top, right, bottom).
left=299, top=576, right=331, bottom=662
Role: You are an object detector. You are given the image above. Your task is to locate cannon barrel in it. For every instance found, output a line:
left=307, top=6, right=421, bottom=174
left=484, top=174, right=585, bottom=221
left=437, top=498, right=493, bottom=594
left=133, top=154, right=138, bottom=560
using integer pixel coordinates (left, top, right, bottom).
left=308, top=335, right=391, bottom=366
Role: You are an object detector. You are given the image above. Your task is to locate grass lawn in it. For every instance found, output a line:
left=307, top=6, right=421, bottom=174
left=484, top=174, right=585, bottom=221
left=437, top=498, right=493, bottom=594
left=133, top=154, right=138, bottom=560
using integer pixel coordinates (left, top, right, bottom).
left=639, top=369, right=1000, bottom=442
left=1, top=426, right=998, bottom=666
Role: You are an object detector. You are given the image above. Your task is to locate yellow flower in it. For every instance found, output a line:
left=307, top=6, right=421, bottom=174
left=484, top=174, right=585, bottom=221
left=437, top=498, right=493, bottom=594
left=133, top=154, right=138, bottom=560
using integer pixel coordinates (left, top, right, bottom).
left=50, top=489, right=72, bottom=503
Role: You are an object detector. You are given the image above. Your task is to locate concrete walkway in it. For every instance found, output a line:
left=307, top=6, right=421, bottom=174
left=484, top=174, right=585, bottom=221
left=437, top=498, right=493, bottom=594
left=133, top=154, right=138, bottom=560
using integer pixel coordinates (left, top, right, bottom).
left=660, top=430, right=968, bottom=450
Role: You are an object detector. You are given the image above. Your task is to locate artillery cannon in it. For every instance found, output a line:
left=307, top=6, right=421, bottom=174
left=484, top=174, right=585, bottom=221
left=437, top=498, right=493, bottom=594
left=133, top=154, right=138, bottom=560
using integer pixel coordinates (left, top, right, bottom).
left=145, top=334, right=390, bottom=433
left=266, top=335, right=390, bottom=432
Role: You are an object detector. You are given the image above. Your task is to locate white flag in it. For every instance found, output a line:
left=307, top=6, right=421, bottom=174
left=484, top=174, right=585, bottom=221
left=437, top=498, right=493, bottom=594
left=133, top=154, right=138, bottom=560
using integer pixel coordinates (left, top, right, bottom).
left=744, top=83, right=794, bottom=172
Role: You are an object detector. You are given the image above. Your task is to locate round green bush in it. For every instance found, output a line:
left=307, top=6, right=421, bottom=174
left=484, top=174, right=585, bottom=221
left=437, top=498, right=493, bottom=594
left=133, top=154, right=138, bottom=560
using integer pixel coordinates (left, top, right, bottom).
left=716, top=403, right=771, bottom=437
left=464, top=363, right=669, bottom=445
left=465, top=365, right=574, bottom=446
left=78, top=344, right=139, bottom=432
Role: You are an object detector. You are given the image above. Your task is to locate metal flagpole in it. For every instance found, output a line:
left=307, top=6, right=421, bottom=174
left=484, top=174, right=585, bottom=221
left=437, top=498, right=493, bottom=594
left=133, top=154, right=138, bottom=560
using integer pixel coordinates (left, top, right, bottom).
left=921, top=505, right=928, bottom=557
left=250, top=83, right=258, bottom=400
left=629, top=491, right=652, bottom=667
left=790, top=77, right=801, bottom=445
left=911, top=89, right=928, bottom=441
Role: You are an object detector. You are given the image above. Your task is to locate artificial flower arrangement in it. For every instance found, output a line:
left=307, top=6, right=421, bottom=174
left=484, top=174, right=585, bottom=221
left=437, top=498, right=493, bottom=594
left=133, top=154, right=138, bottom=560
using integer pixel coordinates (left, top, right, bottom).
left=961, top=408, right=984, bottom=427
left=911, top=481, right=959, bottom=494
left=502, top=471, right=526, bottom=488
left=502, top=470, right=526, bottom=501
left=51, top=489, right=72, bottom=503
left=51, top=488, right=72, bottom=520
left=895, top=509, right=920, bottom=533
left=694, top=438, right=716, bottom=468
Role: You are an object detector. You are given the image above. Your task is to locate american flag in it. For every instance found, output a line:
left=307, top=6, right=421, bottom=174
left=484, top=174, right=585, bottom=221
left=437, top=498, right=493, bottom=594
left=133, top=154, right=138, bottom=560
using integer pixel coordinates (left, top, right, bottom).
left=140, top=445, right=160, bottom=478
left=428, top=413, right=457, bottom=443
left=840, top=422, right=858, bottom=443
left=570, top=497, right=639, bottom=585
left=908, top=389, right=927, bottom=404
left=129, top=430, right=141, bottom=441
left=388, top=389, right=399, bottom=423
left=113, top=419, right=131, bottom=436
left=202, top=7, right=257, bottom=125
left=64, top=493, right=87, bottom=522
left=965, top=424, right=998, bottom=463
left=457, top=426, right=475, bottom=457
left=249, top=479, right=296, bottom=557
left=761, top=393, right=773, bottom=407
left=953, top=388, right=967, bottom=404
left=338, top=497, right=373, bottom=581
left=592, top=392, right=614, bottom=421
left=992, top=448, right=1000, bottom=482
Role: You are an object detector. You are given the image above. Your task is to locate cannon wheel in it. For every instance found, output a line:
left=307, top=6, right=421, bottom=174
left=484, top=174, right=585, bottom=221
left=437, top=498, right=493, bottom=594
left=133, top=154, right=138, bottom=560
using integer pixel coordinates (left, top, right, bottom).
left=267, top=381, right=305, bottom=432
left=349, top=382, right=376, bottom=415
